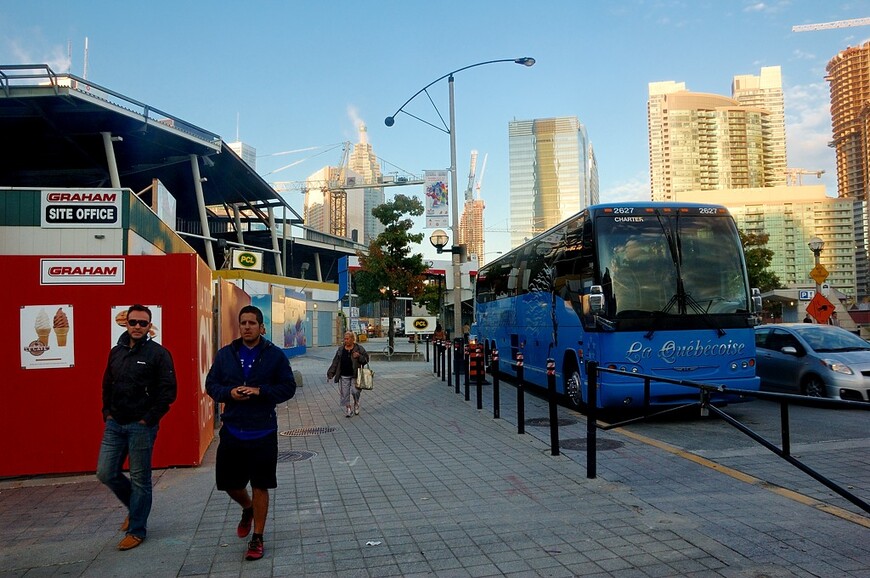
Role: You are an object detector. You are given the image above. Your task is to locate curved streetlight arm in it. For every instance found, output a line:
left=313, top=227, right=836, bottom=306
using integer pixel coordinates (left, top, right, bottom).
left=385, top=57, right=535, bottom=127
left=385, top=55, right=535, bottom=337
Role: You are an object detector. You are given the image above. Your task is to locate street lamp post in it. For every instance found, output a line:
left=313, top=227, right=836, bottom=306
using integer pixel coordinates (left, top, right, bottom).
left=386, top=57, right=535, bottom=337
left=808, top=237, right=825, bottom=295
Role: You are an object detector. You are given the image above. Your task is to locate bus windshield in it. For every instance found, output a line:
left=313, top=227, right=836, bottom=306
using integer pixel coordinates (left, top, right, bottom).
left=597, top=212, right=748, bottom=317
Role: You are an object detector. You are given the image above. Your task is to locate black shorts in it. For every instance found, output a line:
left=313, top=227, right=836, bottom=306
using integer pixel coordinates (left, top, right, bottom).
left=215, top=428, right=278, bottom=491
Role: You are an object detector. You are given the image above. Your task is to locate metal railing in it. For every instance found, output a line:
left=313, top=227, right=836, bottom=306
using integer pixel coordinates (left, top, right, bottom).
left=434, top=344, right=869, bottom=515
left=586, top=362, right=870, bottom=514
left=0, top=64, right=220, bottom=146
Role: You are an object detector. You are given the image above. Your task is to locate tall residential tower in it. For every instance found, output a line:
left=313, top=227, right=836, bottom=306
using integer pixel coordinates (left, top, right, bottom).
left=648, top=67, right=785, bottom=201
left=826, top=42, right=870, bottom=298
left=827, top=42, right=870, bottom=202
left=731, top=66, right=787, bottom=187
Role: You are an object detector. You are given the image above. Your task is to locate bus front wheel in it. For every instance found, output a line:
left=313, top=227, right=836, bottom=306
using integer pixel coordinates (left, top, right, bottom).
left=565, top=367, right=584, bottom=407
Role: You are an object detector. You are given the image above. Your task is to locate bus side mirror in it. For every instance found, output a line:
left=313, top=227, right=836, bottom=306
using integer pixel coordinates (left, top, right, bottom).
left=751, top=287, right=762, bottom=312
left=589, top=285, right=605, bottom=314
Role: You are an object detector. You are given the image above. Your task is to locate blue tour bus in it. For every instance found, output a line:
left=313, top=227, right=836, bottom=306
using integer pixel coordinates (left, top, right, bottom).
left=472, top=202, right=762, bottom=409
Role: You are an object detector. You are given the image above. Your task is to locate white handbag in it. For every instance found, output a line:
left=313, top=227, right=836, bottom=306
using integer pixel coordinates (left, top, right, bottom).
left=356, top=365, right=374, bottom=390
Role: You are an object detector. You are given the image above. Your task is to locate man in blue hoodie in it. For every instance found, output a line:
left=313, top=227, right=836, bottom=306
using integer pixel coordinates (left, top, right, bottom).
left=206, top=305, right=296, bottom=561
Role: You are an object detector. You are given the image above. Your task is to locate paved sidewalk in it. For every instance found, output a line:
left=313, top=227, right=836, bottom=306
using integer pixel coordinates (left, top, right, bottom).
left=1, top=338, right=868, bottom=577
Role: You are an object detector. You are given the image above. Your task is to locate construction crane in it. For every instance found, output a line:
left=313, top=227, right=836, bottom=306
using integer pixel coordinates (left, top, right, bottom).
left=329, top=143, right=351, bottom=238
left=475, top=153, right=488, bottom=198
left=785, top=168, right=825, bottom=186
left=792, top=17, right=870, bottom=32
left=464, top=150, right=478, bottom=202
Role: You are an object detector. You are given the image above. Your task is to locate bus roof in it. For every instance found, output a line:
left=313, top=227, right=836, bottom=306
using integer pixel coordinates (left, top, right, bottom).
left=481, top=201, right=732, bottom=272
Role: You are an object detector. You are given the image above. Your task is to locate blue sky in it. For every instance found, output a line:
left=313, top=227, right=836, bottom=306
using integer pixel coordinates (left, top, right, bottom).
left=2, top=1, right=869, bottom=259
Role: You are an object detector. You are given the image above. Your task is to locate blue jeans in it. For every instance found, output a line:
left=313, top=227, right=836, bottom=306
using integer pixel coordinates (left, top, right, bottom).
left=95, top=419, right=158, bottom=538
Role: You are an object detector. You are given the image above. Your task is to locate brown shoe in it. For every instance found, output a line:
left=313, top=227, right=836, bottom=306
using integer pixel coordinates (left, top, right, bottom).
left=117, top=534, right=144, bottom=551
left=120, top=515, right=130, bottom=532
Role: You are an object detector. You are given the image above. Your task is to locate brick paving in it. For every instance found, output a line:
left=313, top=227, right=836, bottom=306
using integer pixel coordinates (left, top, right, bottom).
left=0, top=338, right=867, bottom=577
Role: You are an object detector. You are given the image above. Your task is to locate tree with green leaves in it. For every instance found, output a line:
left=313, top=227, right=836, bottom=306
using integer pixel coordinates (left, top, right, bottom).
left=739, top=230, right=782, bottom=293
left=416, top=280, right=444, bottom=316
left=355, top=194, right=429, bottom=353
left=740, top=230, right=783, bottom=319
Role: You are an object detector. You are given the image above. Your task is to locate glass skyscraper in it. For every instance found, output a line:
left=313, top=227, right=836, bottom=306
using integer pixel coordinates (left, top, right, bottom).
left=508, top=116, right=597, bottom=248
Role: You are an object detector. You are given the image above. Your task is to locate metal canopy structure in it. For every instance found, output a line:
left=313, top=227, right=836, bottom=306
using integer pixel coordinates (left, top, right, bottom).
left=0, top=64, right=306, bottom=273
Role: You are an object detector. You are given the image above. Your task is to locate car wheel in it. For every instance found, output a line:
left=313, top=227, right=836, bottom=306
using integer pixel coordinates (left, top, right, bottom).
left=801, top=376, right=826, bottom=398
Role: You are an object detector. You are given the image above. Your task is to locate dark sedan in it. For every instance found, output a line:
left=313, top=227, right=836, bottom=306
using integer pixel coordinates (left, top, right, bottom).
left=755, top=323, right=870, bottom=401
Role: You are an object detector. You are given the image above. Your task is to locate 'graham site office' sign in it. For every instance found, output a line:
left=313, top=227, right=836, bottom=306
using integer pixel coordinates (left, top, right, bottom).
left=41, top=190, right=122, bottom=228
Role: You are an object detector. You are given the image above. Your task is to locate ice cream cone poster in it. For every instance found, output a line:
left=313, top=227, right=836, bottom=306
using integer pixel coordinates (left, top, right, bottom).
left=20, top=305, right=75, bottom=369
left=110, top=305, right=162, bottom=347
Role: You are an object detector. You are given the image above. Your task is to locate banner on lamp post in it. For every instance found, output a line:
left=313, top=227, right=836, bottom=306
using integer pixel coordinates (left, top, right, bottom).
left=423, top=170, right=449, bottom=228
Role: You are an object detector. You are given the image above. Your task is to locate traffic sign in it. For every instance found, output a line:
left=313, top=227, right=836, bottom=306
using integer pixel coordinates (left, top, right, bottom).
left=806, top=292, right=835, bottom=324
left=809, top=264, right=829, bottom=285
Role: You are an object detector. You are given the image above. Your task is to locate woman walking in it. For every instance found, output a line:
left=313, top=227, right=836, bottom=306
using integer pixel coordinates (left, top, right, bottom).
left=327, top=331, right=369, bottom=417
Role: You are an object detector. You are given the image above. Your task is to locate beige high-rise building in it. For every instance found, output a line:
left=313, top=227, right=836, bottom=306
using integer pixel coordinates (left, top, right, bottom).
left=732, top=66, right=787, bottom=187
left=648, top=69, right=784, bottom=201
left=347, top=124, right=384, bottom=245
left=303, top=165, right=345, bottom=237
left=228, top=141, right=257, bottom=170
left=680, top=186, right=858, bottom=299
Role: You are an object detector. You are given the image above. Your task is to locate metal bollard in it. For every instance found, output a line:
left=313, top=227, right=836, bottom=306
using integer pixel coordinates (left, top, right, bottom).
left=473, top=344, right=483, bottom=410
left=586, top=360, right=597, bottom=479
left=464, top=342, right=470, bottom=401
left=492, top=348, right=500, bottom=419
left=441, top=341, right=446, bottom=382
left=454, top=339, right=462, bottom=394
left=547, top=358, right=559, bottom=456
left=446, top=342, right=452, bottom=387
left=434, top=340, right=440, bottom=376
left=516, top=351, right=525, bottom=435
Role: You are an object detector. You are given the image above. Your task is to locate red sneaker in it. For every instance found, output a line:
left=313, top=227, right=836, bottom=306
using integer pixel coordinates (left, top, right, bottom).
left=245, top=536, right=264, bottom=561
left=236, top=507, right=254, bottom=538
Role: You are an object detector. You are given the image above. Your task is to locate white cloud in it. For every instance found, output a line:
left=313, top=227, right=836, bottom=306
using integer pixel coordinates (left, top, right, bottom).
left=785, top=82, right=837, bottom=193
left=347, top=105, right=364, bottom=138
left=742, top=0, right=789, bottom=14
left=601, top=174, right=650, bottom=203
left=5, top=38, right=70, bottom=73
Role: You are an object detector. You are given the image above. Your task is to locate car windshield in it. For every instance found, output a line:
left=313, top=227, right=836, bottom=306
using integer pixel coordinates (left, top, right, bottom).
left=791, top=326, right=870, bottom=352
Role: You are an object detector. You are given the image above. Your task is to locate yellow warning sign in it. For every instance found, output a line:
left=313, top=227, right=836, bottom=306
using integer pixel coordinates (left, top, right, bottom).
left=809, top=264, right=829, bottom=285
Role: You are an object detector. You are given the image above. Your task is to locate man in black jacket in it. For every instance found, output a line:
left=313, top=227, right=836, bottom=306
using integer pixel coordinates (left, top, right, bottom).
left=206, top=305, right=296, bottom=561
left=96, top=304, right=177, bottom=551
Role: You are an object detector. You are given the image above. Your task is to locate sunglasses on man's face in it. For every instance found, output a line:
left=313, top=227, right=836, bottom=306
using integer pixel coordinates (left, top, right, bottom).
left=128, top=319, right=150, bottom=327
